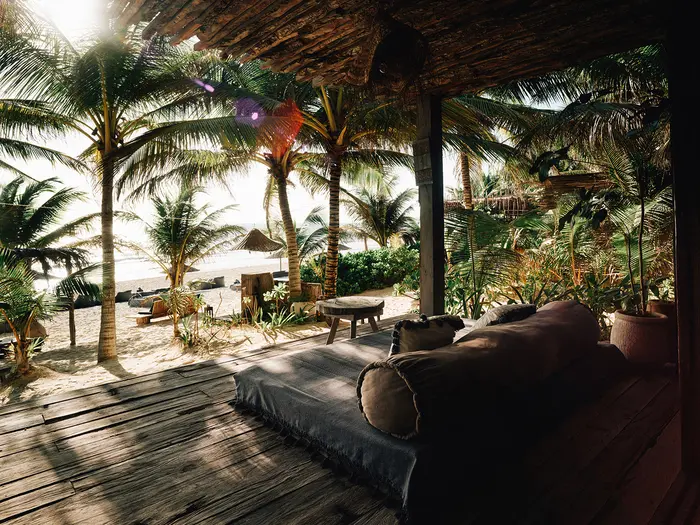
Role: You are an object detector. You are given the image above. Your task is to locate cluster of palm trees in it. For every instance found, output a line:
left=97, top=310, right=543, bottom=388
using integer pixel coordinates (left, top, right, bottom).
left=1, top=1, right=670, bottom=370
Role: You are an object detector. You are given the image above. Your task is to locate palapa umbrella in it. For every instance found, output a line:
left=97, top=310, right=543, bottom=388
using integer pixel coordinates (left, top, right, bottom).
left=234, top=229, right=285, bottom=271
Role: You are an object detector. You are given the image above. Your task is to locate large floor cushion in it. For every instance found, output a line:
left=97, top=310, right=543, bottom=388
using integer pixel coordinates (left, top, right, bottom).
left=358, top=301, right=600, bottom=438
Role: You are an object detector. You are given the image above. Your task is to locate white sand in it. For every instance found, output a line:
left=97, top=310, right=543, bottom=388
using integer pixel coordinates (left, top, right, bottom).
left=1, top=264, right=416, bottom=405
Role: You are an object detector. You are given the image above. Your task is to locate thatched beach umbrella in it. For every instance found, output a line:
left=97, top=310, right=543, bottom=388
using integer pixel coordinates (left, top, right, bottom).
left=234, top=229, right=284, bottom=253
left=234, top=229, right=285, bottom=271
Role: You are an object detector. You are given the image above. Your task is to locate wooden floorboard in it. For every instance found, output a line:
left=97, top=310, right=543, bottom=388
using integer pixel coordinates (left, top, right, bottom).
left=0, top=323, right=690, bottom=524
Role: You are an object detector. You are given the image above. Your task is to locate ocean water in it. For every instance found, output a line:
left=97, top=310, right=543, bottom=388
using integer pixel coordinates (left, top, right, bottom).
left=112, top=250, right=286, bottom=283
left=37, top=241, right=369, bottom=289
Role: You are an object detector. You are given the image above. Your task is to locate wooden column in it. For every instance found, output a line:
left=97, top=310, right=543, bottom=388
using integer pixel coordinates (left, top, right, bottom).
left=670, top=4, right=700, bottom=475
left=413, top=94, right=445, bottom=316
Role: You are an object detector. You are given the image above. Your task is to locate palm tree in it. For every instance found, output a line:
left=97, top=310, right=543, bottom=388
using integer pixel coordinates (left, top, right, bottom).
left=124, top=185, right=243, bottom=337
left=0, top=247, right=98, bottom=373
left=117, top=69, right=404, bottom=300
left=343, top=178, right=417, bottom=248
left=0, top=21, right=258, bottom=361
left=303, top=87, right=414, bottom=298
left=116, top=67, right=318, bottom=300
left=269, top=206, right=353, bottom=266
left=0, top=99, right=85, bottom=179
left=0, top=176, right=98, bottom=273
left=445, top=208, right=521, bottom=318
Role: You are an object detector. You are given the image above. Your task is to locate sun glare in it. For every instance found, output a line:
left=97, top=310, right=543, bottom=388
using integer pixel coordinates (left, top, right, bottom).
left=32, top=0, right=106, bottom=41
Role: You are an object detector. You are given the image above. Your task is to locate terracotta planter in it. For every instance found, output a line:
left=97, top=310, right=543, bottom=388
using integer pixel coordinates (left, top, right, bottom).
left=648, top=300, right=677, bottom=362
left=610, top=310, right=669, bottom=364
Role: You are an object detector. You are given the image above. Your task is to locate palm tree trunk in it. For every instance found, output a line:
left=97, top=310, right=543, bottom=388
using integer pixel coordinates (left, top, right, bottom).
left=460, top=152, right=474, bottom=210
left=66, top=260, right=76, bottom=346
left=324, top=154, right=342, bottom=298
left=97, top=155, right=117, bottom=362
left=15, top=340, right=29, bottom=374
left=170, top=272, right=181, bottom=338
left=461, top=151, right=478, bottom=308
left=275, top=173, right=302, bottom=298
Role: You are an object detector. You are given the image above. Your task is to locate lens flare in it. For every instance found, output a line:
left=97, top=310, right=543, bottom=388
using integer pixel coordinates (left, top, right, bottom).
left=192, top=78, right=215, bottom=93
left=235, top=98, right=265, bottom=128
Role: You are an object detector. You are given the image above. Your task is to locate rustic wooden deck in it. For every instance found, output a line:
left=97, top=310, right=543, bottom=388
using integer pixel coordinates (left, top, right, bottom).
left=0, top=319, right=693, bottom=524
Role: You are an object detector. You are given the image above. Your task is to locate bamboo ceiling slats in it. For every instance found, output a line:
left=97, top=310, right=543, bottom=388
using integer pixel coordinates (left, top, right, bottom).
left=110, top=0, right=664, bottom=96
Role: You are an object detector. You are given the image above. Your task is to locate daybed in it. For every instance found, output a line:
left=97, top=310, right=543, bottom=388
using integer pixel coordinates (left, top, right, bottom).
left=234, top=301, right=626, bottom=522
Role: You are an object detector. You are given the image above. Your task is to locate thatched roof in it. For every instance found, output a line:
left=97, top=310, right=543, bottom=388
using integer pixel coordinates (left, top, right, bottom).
left=539, top=172, right=615, bottom=209
left=111, top=0, right=664, bottom=96
left=234, top=228, right=284, bottom=252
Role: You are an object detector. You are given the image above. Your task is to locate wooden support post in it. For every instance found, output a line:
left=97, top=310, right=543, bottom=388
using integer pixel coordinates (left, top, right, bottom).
left=414, top=94, right=445, bottom=316
left=670, top=6, right=700, bottom=475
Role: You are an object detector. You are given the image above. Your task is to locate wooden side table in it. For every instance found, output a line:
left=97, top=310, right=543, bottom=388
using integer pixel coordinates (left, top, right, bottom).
left=316, top=297, right=385, bottom=344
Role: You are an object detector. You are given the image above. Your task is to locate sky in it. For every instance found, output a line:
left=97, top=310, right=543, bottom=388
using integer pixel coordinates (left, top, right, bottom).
left=4, top=0, right=463, bottom=243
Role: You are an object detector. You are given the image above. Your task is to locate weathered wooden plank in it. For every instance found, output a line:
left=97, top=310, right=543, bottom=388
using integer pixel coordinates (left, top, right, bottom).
left=0, top=383, right=221, bottom=458
left=525, top=381, right=679, bottom=525
left=594, top=412, right=681, bottom=525
left=233, top=474, right=382, bottom=525
left=41, top=366, right=235, bottom=423
left=169, top=460, right=332, bottom=525
left=0, top=369, right=183, bottom=417
left=349, top=505, right=399, bottom=525
left=0, top=412, right=45, bottom=436
left=521, top=375, right=670, bottom=497
left=0, top=389, right=210, bottom=460
left=0, top=480, right=75, bottom=522
left=0, top=402, right=237, bottom=502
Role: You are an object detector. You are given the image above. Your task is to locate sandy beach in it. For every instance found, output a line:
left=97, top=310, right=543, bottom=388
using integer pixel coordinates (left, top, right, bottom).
left=1, top=261, right=416, bottom=405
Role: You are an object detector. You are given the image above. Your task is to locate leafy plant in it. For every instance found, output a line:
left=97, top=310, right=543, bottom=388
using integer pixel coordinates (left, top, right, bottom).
left=301, top=246, right=419, bottom=297
left=0, top=249, right=57, bottom=375
left=125, top=184, right=243, bottom=337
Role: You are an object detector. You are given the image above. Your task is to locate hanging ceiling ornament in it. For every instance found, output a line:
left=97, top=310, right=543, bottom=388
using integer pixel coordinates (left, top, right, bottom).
left=348, top=9, right=428, bottom=94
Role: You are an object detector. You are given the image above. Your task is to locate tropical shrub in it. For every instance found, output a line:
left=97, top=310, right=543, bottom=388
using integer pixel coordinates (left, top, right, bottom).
left=301, top=247, right=419, bottom=297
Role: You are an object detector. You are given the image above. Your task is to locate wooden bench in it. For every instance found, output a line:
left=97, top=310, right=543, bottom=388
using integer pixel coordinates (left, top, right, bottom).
left=316, top=297, right=385, bottom=344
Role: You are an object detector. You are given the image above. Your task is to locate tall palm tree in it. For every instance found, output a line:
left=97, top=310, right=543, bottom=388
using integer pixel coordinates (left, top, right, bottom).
left=117, top=69, right=403, bottom=300
left=116, top=66, right=317, bottom=300
left=304, top=87, right=414, bottom=298
left=0, top=21, right=257, bottom=361
left=343, top=178, right=417, bottom=248
left=124, top=185, right=243, bottom=337
left=0, top=176, right=98, bottom=273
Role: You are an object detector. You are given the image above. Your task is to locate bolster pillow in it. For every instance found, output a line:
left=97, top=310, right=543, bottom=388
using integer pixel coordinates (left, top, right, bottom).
left=357, top=301, right=600, bottom=438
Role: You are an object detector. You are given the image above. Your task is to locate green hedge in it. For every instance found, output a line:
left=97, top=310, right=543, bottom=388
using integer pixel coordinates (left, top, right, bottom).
left=300, top=247, right=419, bottom=297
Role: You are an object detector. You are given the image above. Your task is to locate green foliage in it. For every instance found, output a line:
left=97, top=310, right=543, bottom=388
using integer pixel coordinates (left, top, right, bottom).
left=301, top=247, right=419, bottom=297
left=0, top=248, right=57, bottom=374
left=342, top=177, right=418, bottom=247
left=0, top=177, right=98, bottom=275
left=125, top=185, right=244, bottom=288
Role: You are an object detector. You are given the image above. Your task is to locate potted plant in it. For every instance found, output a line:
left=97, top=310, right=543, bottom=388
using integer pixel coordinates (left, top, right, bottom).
left=607, top=137, right=671, bottom=363
left=648, top=277, right=677, bottom=362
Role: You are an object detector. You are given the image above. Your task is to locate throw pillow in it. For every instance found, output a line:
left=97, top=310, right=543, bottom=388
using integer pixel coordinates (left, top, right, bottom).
left=389, top=315, right=465, bottom=356
left=470, top=303, right=537, bottom=332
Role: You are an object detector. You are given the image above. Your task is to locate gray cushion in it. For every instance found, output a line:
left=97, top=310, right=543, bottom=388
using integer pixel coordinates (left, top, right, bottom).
left=470, top=303, right=537, bottom=331
left=389, top=315, right=465, bottom=356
